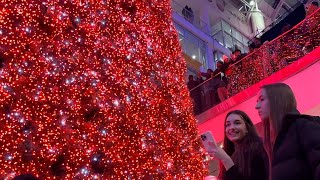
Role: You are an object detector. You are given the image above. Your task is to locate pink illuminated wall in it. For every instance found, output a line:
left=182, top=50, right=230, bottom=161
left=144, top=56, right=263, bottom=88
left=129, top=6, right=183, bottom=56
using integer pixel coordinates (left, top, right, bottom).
left=197, top=47, right=320, bottom=142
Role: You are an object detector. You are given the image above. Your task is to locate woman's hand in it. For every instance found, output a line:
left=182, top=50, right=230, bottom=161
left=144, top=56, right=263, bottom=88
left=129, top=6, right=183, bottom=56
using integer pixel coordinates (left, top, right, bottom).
left=207, top=141, right=234, bottom=170
left=207, top=142, right=227, bottom=160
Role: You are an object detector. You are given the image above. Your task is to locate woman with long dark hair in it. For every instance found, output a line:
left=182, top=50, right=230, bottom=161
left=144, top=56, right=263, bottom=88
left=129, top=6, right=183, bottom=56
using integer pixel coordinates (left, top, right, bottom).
left=256, top=83, right=320, bottom=179
left=209, top=110, right=269, bottom=180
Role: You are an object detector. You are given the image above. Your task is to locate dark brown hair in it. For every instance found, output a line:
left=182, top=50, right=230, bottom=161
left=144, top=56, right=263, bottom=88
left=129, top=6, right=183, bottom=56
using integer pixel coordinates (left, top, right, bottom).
left=219, top=110, right=265, bottom=178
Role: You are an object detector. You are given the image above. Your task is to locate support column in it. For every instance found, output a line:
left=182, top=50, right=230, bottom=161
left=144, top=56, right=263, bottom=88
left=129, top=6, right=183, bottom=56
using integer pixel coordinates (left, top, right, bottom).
left=198, top=4, right=211, bottom=35
left=206, top=41, right=215, bottom=70
left=198, top=4, right=214, bottom=70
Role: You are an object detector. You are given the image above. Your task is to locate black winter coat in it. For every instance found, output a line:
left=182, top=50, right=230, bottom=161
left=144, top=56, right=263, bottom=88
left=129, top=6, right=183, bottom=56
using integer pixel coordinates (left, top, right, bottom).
left=224, top=151, right=269, bottom=180
left=223, top=139, right=269, bottom=180
left=272, top=112, right=320, bottom=180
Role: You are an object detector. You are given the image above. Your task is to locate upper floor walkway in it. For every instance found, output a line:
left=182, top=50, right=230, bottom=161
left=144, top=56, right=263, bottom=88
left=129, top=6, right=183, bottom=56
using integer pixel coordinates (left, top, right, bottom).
left=191, top=9, right=320, bottom=141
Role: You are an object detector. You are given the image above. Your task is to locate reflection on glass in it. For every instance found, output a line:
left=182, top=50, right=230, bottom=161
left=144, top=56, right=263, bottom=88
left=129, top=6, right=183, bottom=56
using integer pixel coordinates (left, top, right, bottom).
left=214, top=51, right=223, bottom=62
left=212, top=20, right=249, bottom=52
left=211, top=21, right=222, bottom=35
left=233, top=39, right=244, bottom=52
left=173, top=22, right=207, bottom=67
left=214, top=31, right=224, bottom=46
left=186, top=31, right=201, bottom=45
left=201, top=49, right=207, bottom=65
left=224, top=33, right=233, bottom=49
left=222, top=20, right=231, bottom=34
left=232, top=28, right=243, bottom=43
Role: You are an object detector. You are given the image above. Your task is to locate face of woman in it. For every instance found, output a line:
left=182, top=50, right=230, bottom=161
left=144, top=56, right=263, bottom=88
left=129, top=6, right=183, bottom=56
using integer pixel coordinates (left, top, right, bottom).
left=225, top=114, right=248, bottom=143
left=255, top=89, right=270, bottom=122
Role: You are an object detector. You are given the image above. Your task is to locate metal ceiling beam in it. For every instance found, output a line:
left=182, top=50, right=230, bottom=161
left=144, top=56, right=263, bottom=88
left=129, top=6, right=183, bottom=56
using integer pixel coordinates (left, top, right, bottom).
left=271, top=0, right=285, bottom=20
left=223, top=0, right=247, bottom=21
left=246, top=5, right=255, bottom=21
left=273, top=0, right=282, bottom=8
left=238, top=0, right=252, bottom=7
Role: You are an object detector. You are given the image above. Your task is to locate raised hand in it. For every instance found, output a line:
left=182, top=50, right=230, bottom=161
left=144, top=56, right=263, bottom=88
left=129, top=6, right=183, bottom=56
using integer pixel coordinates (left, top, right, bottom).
left=207, top=141, right=234, bottom=170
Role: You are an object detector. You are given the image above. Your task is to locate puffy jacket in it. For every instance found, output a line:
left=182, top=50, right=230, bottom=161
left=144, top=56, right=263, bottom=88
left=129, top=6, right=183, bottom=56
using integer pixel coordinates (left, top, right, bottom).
left=272, top=112, right=320, bottom=180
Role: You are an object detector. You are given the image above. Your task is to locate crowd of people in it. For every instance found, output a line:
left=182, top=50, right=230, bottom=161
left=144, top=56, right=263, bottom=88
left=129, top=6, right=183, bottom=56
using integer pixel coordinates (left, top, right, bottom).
left=187, top=1, right=319, bottom=115
left=187, top=49, right=247, bottom=114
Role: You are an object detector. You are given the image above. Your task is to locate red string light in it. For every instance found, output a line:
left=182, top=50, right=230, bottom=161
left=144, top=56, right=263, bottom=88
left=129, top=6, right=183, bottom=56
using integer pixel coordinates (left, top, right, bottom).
left=0, top=0, right=207, bottom=178
left=227, top=10, right=320, bottom=96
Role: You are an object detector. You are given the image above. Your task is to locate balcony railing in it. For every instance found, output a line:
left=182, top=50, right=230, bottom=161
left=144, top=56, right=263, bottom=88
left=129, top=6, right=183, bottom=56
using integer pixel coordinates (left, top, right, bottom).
left=171, top=0, right=210, bottom=35
left=188, top=9, right=320, bottom=115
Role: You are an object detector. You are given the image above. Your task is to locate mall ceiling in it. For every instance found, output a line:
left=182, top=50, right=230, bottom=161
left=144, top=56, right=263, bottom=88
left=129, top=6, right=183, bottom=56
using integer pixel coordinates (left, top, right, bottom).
left=226, top=0, right=305, bottom=19
left=174, top=0, right=307, bottom=21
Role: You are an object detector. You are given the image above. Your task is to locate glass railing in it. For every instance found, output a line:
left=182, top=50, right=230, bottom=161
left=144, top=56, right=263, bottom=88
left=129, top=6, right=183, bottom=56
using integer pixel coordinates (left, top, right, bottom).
left=171, top=0, right=210, bottom=35
left=188, top=9, right=320, bottom=115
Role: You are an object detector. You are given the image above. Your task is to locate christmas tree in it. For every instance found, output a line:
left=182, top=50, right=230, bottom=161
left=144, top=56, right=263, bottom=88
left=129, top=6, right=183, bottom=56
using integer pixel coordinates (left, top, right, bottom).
left=0, top=0, right=206, bottom=179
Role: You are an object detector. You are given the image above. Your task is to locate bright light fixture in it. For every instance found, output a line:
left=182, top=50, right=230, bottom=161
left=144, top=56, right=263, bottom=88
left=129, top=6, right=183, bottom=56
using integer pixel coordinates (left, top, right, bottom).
left=249, top=0, right=255, bottom=6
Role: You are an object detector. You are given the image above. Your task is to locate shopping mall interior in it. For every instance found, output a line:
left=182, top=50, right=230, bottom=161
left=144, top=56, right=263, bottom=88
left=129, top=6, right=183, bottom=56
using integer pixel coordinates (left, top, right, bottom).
left=173, top=0, right=320, bottom=176
left=0, top=0, right=319, bottom=178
